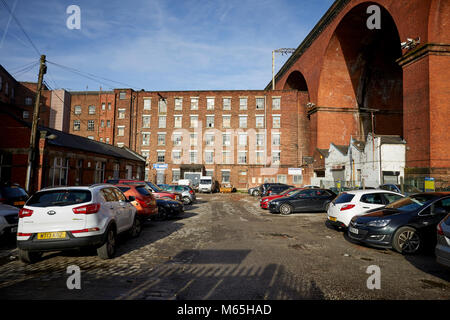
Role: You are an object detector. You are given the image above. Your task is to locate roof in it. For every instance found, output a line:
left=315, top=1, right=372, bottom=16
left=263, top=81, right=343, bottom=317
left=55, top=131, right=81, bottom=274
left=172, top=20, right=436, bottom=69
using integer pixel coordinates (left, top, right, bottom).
left=316, top=148, right=329, bottom=158
left=351, top=140, right=365, bottom=152
left=331, top=144, right=349, bottom=155
left=376, top=135, right=406, bottom=145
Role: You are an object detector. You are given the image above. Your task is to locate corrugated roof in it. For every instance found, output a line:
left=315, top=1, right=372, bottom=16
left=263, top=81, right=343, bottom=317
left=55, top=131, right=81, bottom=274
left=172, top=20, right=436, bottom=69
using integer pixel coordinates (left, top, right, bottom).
left=332, top=144, right=349, bottom=155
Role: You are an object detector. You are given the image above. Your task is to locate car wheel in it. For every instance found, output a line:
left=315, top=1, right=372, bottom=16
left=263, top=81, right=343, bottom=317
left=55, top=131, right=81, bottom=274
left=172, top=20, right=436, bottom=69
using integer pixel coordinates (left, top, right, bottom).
left=392, top=226, right=422, bottom=254
left=128, top=216, right=142, bottom=238
left=97, top=227, right=117, bottom=260
left=252, top=190, right=259, bottom=197
left=18, top=249, right=42, bottom=264
left=280, top=204, right=293, bottom=215
left=158, top=207, right=168, bottom=220
left=182, top=197, right=192, bottom=205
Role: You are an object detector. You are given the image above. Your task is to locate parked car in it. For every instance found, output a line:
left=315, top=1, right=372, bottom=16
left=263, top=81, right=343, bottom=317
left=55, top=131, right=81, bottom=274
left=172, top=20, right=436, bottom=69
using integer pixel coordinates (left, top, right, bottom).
left=379, top=184, right=422, bottom=196
left=260, top=188, right=303, bottom=209
left=327, top=190, right=405, bottom=228
left=262, top=185, right=295, bottom=198
left=16, top=185, right=140, bottom=263
left=258, top=183, right=285, bottom=197
left=155, top=198, right=184, bottom=220
left=0, top=184, right=29, bottom=208
left=178, top=179, right=194, bottom=189
left=115, top=184, right=158, bottom=219
left=348, top=192, right=450, bottom=254
left=105, top=179, right=182, bottom=202
left=0, top=204, right=19, bottom=237
left=268, top=189, right=337, bottom=215
left=436, top=213, right=450, bottom=268
left=248, top=186, right=260, bottom=197
left=158, top=185, right=196, bottom=205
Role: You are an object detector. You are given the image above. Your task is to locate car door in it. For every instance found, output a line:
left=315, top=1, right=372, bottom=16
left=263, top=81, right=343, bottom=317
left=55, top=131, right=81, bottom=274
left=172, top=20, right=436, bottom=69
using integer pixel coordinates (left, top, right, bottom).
left=113, top=188, right=134, bottom=232
left=359, top=193, right=385, bottom=212
left=290, top=190, right=316, bottom=212
left=417, top=197, right=450, bottom=233
left=100, top=187, right=122, bottom=228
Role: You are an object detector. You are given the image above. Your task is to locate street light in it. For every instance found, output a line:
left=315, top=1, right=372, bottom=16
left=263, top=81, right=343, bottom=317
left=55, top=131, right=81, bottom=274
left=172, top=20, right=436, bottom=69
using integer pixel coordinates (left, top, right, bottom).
left=272, top=48, right=296, bottom=90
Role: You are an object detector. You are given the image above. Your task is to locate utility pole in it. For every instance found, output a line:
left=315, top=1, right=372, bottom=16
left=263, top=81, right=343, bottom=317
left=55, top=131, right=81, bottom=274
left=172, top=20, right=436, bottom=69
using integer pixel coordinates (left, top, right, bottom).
left=272, top=48, right=295, bottom=90
left=25, top=55, right=47, bottom=193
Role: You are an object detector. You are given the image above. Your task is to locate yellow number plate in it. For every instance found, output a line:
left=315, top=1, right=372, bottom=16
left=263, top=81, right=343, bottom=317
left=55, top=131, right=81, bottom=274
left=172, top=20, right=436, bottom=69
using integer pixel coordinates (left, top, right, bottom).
left=37, top=232, right=67, bottom=240
left=328, top=217, right=337, bottom=222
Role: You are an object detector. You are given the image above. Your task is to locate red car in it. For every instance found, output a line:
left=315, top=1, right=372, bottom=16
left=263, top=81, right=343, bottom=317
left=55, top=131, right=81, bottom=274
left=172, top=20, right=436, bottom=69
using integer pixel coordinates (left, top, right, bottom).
left=260, top=188, right=303, bottom=209
left=105, top=179, right=182, bottom=202
left=115, top=184, right=158, bottom=218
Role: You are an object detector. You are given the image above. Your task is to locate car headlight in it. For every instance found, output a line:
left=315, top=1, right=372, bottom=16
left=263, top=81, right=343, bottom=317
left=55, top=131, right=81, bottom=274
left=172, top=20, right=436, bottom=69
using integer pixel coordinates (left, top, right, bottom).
left=367, top=219, right=391, bottom=227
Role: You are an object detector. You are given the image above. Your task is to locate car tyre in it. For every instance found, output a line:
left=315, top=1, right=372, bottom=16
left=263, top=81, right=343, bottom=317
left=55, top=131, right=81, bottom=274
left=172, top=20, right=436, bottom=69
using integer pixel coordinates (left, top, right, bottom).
left=18, top=249, right=42, bottom=264
left=252, top=190, right=259, bottom=197
left=97, top=226, right=117, bottom=260
left=128, top=215, right=142, bottom=238
left=392, top=226, right=422, bottom=254
left=280, top=204, right=293, bottom=215
left=182, top=196, right=192, bottom=205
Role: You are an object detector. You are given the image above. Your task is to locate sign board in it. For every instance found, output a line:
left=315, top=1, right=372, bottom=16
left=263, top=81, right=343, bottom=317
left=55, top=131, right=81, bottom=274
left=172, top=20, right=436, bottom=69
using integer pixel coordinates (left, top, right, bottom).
left=424, top=177, right=435, bottom=192
left=288, top=168, right=302, bottom=175
left=153, top=164, right=168, bottom=170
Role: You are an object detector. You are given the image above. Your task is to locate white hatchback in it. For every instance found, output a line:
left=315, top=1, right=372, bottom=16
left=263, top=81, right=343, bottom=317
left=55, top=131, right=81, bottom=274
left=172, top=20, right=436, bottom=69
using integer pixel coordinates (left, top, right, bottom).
left=17, top=184, right=140, bottom=263
left=327, top=189, right=404, bottom=228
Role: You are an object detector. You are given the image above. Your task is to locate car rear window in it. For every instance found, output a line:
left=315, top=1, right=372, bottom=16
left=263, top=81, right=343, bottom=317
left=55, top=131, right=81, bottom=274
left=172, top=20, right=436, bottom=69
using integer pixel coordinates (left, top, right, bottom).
left=334, top=193, right=355, bottom=204
left=27, top=190, right=91, bottom=207
left=136, top=186, right=151, bottom=196
left=0, top=186, right=28, bottom=198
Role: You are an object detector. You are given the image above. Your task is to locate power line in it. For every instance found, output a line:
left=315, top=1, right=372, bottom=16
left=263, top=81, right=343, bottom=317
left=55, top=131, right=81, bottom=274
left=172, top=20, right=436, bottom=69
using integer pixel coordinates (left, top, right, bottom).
left=0, top=0, right=41, bottom=57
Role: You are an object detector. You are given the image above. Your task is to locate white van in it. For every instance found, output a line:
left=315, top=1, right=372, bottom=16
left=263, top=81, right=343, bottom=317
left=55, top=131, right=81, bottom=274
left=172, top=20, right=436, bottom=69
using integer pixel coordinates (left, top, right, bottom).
left=178, top=179, right=193, bottom=189
left=199, top=176, right=214, bottom=193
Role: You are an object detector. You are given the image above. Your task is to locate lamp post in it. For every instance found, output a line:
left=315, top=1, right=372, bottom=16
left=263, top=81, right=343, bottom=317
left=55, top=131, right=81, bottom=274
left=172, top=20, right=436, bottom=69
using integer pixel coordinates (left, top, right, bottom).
left=272, top=48, right=295, bottom=90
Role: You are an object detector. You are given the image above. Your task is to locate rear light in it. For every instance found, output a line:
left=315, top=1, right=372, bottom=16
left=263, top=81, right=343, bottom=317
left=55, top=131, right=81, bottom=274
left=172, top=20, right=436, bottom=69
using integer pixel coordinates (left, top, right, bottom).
left=17, top=232, right=32, bottom=236
left=437, top=223, right=444, bottom=236
left=18, top=208, right=33, bottom=218
left=71, top=227, right=100, bottom=234
left=189, top=190, right=193, bottom=194
left=72, top=203, right=101, bottom=214
left=136, top=198, right=149, bottom=208
left=340, top=204, right=355, bottom=211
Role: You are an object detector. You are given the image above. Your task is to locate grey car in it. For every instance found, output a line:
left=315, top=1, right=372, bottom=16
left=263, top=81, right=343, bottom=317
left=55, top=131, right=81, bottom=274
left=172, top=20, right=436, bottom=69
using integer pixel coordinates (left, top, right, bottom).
left=0, top=203, right=19, bottom=237
left=158, top=185, right=196, bottom=205
left=436, top=213, right=450, bottom=268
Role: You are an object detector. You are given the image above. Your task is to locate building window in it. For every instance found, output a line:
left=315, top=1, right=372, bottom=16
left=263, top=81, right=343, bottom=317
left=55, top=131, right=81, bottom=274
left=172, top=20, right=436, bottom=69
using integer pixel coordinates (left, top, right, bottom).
left=205, top=133, right=215, bottom=146
left=190, top=97, right=199, bottom=110
left=106, top=120, right=111, bottom=128
left=113, top=163, right=120, bottom=179
left=239, top=98, right=247, bottom=110
left=238, top=133, right=247, bottom=146
left=256, top=97, right=265, bottom=110
left=157, top=133, right=166, bottom=146
left=277, top=174, right=287, bottom=184
left=118, top=108, right=126, bottom=119
left=239, top=170, right=247, bottom=183
left=158, top=99, right=167, bottom=113
left=206, top=115, right=214, bottom=128
left=25, top=97, right=32, bottom=105
left=143, top=98, right=151, bottom=110
left=222, top=150, right=232, bottom=164
left=73, top=120, right=80, bottom=131
left=222, top=115, right=231, bottom=128
left=189, top=151, right=197, bottom=164
left=223, top=98, right=231, bottom=110
left=100, top=120, right=104, bottom=128
left=256, top=133, right=265, bottom=146
left=102, top=103, right=106, bottom=110
left=141, top=150, right=149, bottom=161
left=256, top=150, right=265, bottom=164
left=158, top=115, right=166, bottom=128
left=174, top=115, right=182, bottom=128
left=205, top=151, right=214, bottom=164
left=142, top=132, right=150, bottom=146
left=23, top=111, right=30, bottom=119
left=239, top=115, right=247, bottom=128
left=119, top=92, right=126, bottom=99
left=172, top=170, right=181, bottom=182
left=190, top=133, right=198, bottom=146
left=256, top=115, right=265, bottom=128
left=173, top=133, right=182, bottom=146
left=207, top=97, right=215, bottom=110
left=273, top=115, right=281, bottom=128
left=174, top=97, right=183, bottom=110
left=222, top=133, right=231, bottom=146
left=88, top=105, right=96, bottom=115
left=205, top=170, right=214, bottom=177
left=190, top=115, right=198, bottom=128
left=221, top=171, right=230, bottom=183
left=87, top=120, right=95, bottom=131
left=117, top=125, right=125, bottom=136
left=106, top=137, right=110, bottom=144
left=272, top=132, right=281, bottom=146
left=108, top=102, right=111, bottom=110
left=49, top=157, right=69, bottom=187
left=74, top=105, right=81, bottom=115
left=272, top=97, right=281, bottom=110
left=172, top=150, right=182, bottom=162
left=238, top=151, right=247, bottom=164
left=293, top=175, right=303, bottom=184
left=95, top=162, right=105, bottom=183
left=272, top=150, right=281, bottom=164
left=157, top=151, right=165, bottom=163
left=142, top=115, right=151, bottom=128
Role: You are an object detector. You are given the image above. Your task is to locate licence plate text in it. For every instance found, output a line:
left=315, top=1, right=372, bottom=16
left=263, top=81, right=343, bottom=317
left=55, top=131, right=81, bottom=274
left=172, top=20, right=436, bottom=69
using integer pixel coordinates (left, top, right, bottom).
left=37, top=232, right=67, bottom=240
left=349, top=227, right=359, bottom=235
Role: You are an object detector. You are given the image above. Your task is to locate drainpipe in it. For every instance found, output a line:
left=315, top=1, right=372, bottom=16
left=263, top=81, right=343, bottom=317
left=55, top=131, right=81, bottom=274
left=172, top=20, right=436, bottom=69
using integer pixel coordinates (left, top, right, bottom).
left=378, top=138, right=383, bottom=185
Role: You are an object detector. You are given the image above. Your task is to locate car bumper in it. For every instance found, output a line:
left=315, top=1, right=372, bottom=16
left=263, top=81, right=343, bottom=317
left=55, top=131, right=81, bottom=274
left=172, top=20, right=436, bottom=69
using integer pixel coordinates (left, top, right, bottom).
left=268, top=203, right=280, bottom=213
left=347, top=224, right=393, bottom=248
left=327, top=217, right=346, bottom=228
left=17, top=232, right=105, bottom=252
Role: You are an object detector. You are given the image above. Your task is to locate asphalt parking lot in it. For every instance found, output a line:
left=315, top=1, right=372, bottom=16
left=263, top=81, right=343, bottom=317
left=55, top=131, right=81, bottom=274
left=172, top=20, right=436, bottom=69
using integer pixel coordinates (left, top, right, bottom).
left=0, top=193, right=448, bottom=300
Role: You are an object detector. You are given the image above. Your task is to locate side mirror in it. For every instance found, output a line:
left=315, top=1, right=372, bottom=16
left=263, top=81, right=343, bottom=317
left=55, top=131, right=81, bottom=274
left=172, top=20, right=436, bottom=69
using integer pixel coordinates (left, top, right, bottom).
left=127, top=196, right=136, bottom=202
left=432, top=207, right=447, bottom=216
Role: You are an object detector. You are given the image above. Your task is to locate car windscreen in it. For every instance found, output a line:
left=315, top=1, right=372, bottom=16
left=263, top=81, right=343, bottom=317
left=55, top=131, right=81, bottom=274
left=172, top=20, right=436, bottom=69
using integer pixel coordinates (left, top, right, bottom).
left=136, top=186, right=152, bottom=196
left=27, top=190, right=92, bottom=207
left=200, top=180, right=211, bottom=184
left=0, top=186, right=28, bottom=198
left=385, top=194, right=437, bottom=211
left=333, top=193, right=355, bottom=204
left=146, top=182, right=162, bottom=192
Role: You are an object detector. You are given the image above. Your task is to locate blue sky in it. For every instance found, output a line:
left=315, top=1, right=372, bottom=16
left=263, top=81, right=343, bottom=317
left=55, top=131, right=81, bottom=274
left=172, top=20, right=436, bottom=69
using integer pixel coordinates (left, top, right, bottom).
left=0, top=0, right=334, bottom=91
